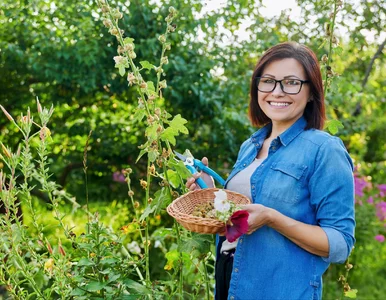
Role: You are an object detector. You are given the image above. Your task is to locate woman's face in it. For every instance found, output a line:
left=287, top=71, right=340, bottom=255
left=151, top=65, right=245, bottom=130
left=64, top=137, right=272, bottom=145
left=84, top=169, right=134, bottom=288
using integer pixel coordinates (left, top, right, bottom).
left=257, top=58, right=311, bottom=131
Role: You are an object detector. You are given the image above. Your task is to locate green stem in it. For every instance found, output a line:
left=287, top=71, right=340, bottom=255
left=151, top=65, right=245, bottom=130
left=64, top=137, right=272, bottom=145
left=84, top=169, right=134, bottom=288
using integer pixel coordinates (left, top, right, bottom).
left=145, top=159, right=151, bottom=287
left=203, top=253, right=211, bottom=300
left=323, top=0, right=338, bottom=98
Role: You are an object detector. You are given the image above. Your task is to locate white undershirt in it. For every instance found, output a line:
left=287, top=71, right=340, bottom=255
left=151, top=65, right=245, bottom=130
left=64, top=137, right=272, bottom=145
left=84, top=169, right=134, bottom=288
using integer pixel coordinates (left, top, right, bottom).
left=220, top=158, right=264, bottom=253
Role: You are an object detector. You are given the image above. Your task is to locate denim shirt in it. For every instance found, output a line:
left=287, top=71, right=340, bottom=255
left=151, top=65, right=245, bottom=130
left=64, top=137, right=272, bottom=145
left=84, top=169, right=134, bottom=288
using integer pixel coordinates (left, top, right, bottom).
left=218, top=116, right=355, bottom=300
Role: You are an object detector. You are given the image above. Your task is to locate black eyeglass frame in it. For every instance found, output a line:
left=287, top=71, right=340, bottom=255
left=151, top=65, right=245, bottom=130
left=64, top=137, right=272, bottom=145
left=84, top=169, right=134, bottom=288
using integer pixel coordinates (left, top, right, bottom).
left=255, top=77, right=309, bottom=95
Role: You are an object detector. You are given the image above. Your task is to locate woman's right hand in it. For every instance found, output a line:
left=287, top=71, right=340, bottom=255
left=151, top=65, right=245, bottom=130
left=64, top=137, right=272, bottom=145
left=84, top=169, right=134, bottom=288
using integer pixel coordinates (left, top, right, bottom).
left=185, top=157, right=215, bottom=191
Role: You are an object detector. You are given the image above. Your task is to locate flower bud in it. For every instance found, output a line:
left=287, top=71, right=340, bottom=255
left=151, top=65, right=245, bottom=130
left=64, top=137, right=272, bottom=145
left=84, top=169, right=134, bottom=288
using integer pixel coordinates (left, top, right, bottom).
left=156, top=125, right=163, bottom=134
left=167, top=25, right=176, bottom=33
left=149, top=164, right=156, bottom=175
left=0, top=105, right=14, bottom=122
left=159, top=80, right=167, bottom=89
left=101, top=5, right=110, bottom=13
left=346, top=263, right=353, bottom=270
left=321, top=54, right=328, bottom=63
left=44, top=258, right=54, bottom=272
left=140, top=82, right=147, bottom=89
left=158, top=34, right=166, bottom=43
left=148, top=197, right=153, bottom=204
left=1, top=143, right=11, bottom=159
left=129, top=51, right=137, bottom=59
left=36, top=98, right=42, bottom=114
left=128, top=190, right=134, bottom=197
left=169, top=6, right=176, bottom=14
left=147, top=115, right=155, bottom=124
left=134, top=201, right=140, bottom=208
left=103, top=18, right=112, bottom=28
left=161, top=56, right=168, bottom=65
left=124, top=43, right=134, bottom=52
left=165, top=43, right=171, bottom=51
left=140, top=179, right=147, bottom=189
left=109, top=28, right=119, bottom=36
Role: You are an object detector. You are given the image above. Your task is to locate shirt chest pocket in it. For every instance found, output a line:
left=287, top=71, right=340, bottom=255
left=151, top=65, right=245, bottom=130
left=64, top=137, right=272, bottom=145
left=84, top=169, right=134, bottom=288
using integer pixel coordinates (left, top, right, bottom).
left=261, top=162, right=307, bottom=203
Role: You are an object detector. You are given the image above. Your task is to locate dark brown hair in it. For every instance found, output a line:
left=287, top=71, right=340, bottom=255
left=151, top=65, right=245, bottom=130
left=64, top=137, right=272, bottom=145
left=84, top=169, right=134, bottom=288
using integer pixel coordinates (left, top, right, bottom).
left=249, top=42, right=325, bottom=130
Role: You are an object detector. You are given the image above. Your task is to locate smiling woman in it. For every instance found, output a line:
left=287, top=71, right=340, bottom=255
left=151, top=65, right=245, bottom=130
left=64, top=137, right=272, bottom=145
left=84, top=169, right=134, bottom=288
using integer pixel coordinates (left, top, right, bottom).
left=186, top=42, right=355, bottom=300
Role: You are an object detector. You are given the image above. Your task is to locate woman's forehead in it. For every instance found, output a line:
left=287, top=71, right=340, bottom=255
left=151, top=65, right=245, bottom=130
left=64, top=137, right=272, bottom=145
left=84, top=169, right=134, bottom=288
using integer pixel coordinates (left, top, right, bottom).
left=262, top=58, right=306, bottom=78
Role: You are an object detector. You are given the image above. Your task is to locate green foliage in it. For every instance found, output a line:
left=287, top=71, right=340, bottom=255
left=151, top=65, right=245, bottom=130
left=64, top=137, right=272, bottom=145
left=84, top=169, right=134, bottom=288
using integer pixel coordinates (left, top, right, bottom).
left=0, top=0, right=385, bottom=299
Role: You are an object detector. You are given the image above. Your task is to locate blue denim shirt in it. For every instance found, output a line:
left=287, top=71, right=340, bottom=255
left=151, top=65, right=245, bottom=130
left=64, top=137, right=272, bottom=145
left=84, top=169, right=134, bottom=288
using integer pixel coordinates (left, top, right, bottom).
left=218, top=116, right=355, bottom=300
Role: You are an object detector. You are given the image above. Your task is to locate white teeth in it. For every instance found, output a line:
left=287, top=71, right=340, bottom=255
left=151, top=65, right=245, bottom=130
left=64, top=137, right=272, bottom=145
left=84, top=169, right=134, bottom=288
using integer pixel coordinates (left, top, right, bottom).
left=269, top=102, right=290, bottom=107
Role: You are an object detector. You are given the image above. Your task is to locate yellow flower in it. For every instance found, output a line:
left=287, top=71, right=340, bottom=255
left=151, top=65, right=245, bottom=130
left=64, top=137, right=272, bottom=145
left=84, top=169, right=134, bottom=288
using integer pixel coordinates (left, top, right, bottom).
left=44, top=258, right=54, bottom=272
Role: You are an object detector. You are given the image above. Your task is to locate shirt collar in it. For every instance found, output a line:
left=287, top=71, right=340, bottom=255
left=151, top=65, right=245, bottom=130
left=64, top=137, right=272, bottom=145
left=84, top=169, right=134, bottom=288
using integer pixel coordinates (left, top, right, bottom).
left=250, top=116, right=307, bottom=147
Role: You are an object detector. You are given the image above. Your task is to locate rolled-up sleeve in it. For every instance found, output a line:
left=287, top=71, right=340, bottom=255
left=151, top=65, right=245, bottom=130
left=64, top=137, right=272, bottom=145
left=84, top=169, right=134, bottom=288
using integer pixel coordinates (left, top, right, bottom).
left=309, top=137, right=356, bottom=264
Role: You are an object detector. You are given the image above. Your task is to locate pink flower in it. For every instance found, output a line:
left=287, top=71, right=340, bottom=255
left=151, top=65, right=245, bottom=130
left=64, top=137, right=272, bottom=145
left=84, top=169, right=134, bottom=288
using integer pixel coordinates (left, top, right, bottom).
left=374, top=235, right=385, bottom=243
left=367, top=196, right=374, bottom=204
left=225, top=210, right=249, bottom=243
left=354, top=173, right=370, bottom=197
left=113, top=171, right=126, bottom=183
left=378, top=184, right=386, bottom=197
left=376, top=201, right=386, bottom=222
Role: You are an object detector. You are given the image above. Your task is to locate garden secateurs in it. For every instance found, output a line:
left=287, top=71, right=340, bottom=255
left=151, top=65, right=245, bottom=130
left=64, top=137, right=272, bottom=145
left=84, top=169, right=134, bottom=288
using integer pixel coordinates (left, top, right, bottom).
left=174, top=150, right=226, bottom=189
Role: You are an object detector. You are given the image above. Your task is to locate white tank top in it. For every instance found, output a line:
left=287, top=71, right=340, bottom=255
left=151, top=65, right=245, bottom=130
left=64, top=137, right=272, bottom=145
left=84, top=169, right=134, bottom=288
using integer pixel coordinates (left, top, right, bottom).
left=220, top=158, right=264, bottom=253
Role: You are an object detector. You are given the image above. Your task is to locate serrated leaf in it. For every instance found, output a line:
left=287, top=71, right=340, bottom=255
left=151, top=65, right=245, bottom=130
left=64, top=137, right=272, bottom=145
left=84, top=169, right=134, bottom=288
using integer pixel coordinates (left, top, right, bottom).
left=124, top=37, right=135, bottom=45
left=181, top=233, right=213, bottom=254
left=160, top=127, right=177, bottom=145
left=344, top=289, right=358, bottom=298
left=146, top=81, right=156, bottom=93
left=166, top=169, right=181, bottom=188
left=325, top=119, right=344, bottom=135
left=168, top=159, right=192, bottom=179
left=140, top=61, right=154, bottom=70
left=170, top=114, right=189, bottom=134
left=164, top=250, right=191, bottom=271
left=132, top=109, right=145, bottom=123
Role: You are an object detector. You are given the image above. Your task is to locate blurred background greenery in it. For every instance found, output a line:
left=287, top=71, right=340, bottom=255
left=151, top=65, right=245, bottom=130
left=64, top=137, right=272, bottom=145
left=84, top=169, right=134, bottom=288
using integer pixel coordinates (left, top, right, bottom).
left=0, top=0, right=385, bottom=298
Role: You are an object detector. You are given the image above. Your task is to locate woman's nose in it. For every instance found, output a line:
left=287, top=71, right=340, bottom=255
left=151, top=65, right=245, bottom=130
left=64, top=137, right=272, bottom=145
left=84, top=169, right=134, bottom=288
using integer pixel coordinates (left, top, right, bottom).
left=271, top=82, right=285, bottom=97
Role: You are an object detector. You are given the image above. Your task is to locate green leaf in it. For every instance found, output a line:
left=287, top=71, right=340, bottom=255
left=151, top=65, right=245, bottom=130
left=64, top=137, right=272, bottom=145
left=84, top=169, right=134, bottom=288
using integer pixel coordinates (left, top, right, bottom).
left=77, top=258, right=95, bottom=266
left=136, top=149, right=147, bottom=163
left=181, top=233, right=213, bottom=254
left=170, top=114, right=189, bottom=134
left=325, top=119, right=344, bottom=135
left=132, top=109, right=146, bottom=123
left=167, top=159, right=192, bottom=179
left=160, top=127, right=177, bottom=145
left=70, top=288, right=86, bottom=296
left=344, top=289, right=358, bottom=298
left=122, top=279, right=150, bottom=294
left=139, top=205, right=157, bottom=222
left=124, top=37, right=135, bottom=45
left=153, top=187, right=172, bottom=213
left=164, top=250, right=191, bottom=271
left=140, top=61, right=154, bottom=70
left=166, top=169, right=181, bottom=188
left=148, top=149, right=158, bottom=162
left=119, top=66, right=125, bottom=76
left=145, top=123, right=159, bottom=141
left=146, top=81, right=156, bottom=93
left=85, top=281, right=107, bottom=292
left=100, top=258, right=118, bottom=265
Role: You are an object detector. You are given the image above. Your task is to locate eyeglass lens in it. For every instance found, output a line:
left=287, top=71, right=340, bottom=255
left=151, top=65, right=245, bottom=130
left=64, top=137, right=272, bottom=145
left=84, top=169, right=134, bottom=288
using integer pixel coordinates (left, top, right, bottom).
left=257, top=78, right=303, bottom=94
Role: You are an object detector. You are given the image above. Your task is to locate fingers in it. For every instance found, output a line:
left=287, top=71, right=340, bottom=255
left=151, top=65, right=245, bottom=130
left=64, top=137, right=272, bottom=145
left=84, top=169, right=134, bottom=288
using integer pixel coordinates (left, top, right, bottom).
left=185, top=174, right=202, bottom=191
left=201, top=157, right=208, bottom=166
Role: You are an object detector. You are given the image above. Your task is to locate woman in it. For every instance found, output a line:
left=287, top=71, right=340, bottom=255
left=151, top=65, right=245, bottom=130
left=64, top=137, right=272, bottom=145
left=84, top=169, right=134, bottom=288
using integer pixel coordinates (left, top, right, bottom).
left=186, top=42, right=355, bottom=300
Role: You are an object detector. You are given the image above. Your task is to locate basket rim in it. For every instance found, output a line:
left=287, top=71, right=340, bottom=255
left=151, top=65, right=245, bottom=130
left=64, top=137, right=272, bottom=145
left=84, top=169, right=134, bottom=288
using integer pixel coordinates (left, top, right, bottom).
left=167, top=188, right=251, bottom=226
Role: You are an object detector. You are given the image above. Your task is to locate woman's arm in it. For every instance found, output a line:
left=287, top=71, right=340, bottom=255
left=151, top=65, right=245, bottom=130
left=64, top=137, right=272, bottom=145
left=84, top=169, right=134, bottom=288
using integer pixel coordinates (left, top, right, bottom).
left=243, top=204, right=329, bottom=257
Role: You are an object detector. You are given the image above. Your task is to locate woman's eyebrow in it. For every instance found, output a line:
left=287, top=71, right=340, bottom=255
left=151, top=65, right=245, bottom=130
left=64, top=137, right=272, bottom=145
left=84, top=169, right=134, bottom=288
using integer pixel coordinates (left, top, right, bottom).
left=261, top=74, right=301, bottom=79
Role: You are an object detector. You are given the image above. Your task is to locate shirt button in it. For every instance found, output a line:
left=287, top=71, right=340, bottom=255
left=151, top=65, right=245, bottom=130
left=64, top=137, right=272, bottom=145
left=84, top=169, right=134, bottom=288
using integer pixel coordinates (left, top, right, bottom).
left=272, top=146, right=276, bottom=150
left=251, top=185, right=255, bottom=189
left=234, top=268, right=239, bottom=273
left=255, top=143, right=259, bottom=147
left=243, top=163, right=246, bottom=167
left=230, top=296, right=235, bottom=300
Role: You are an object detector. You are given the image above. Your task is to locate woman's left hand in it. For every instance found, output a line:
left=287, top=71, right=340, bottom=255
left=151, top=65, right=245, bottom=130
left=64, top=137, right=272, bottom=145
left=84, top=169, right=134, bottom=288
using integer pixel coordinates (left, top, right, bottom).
left=241, top=204, right=272, bottom=234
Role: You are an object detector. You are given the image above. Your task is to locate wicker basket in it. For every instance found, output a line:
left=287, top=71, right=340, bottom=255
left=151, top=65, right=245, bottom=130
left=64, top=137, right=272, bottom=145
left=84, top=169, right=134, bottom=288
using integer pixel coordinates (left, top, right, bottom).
left=166, top=188, right=250, bottom=234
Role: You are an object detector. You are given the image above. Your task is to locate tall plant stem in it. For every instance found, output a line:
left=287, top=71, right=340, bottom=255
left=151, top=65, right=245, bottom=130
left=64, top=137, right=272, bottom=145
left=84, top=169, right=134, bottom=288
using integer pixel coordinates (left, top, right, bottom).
left=145, top=158, right=151, bottom=287
left=323, top=0, right=338, bottom=98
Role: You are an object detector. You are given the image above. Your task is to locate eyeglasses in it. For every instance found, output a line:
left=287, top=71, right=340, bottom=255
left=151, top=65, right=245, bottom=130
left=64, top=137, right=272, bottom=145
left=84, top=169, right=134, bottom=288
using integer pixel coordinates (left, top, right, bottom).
left=255, top=77, right=309, bottom=95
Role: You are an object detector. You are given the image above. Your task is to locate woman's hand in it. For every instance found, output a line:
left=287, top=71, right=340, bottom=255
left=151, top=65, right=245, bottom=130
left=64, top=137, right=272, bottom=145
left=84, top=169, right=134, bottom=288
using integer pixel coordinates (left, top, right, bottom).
left=241, top=204, right=272, bottom=234
left=185, top=157, right=215, bottom=191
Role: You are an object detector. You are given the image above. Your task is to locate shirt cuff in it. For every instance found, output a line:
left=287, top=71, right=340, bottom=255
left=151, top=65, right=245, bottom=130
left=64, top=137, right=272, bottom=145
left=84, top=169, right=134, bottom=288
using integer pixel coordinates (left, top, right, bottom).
left=321, top=227, right=349, bottom=264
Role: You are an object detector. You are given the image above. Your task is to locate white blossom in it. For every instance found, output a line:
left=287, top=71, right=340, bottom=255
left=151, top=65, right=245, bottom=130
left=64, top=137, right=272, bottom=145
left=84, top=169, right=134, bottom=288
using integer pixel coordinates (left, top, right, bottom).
left=127, top=241, right=141, bottom=254
left=214, top=190, right=230, bottom=213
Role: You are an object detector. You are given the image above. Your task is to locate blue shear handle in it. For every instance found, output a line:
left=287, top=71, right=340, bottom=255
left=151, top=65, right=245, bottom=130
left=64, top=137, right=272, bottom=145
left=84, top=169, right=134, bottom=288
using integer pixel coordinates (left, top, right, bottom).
left=186, top=165, right=208, bottom=189
left=193, top=159, right=225, bottom=187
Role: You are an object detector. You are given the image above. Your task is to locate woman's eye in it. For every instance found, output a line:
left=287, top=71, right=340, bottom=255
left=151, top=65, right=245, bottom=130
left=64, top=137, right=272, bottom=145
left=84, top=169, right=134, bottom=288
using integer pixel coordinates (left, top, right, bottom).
left=261, top=78, right=275, bottom=84
left=285, top=80, right=301, bottom=85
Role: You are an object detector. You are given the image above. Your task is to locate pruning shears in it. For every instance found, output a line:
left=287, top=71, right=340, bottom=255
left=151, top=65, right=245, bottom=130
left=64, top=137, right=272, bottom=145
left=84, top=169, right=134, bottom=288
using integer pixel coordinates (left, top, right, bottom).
left=174, top=150, right=225, bottom=189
